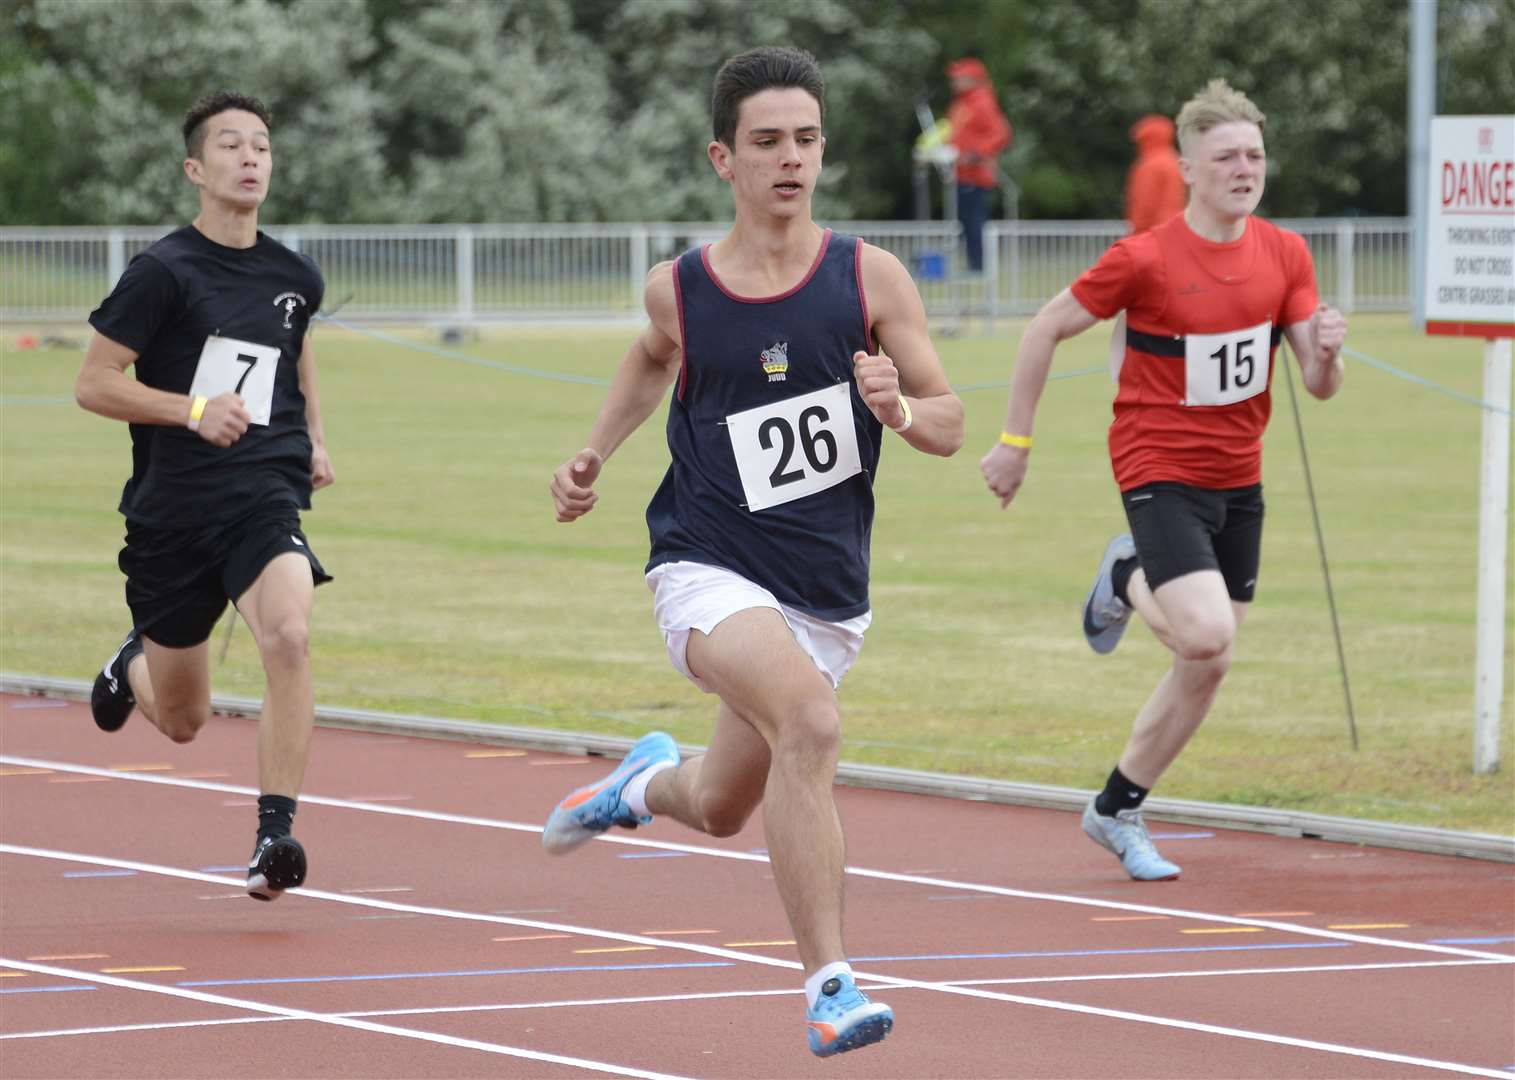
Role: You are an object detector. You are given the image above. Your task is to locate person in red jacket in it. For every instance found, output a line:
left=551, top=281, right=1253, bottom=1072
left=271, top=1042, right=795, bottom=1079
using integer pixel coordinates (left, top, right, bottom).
left=946, top=57, right=1012, bottom=272
left=1126, top=114, right=1186, bottom=233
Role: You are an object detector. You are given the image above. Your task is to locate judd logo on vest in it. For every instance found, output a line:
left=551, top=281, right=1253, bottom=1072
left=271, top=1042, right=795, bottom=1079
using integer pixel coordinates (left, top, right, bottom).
left=760, top=341, right=789, bottom=383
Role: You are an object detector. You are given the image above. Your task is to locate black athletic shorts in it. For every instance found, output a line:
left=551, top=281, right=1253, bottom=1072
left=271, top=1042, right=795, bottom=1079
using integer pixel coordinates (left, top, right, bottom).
left=1120, top=482, right=1264, bottom=602
left=119, top=501, right=332, bottom=648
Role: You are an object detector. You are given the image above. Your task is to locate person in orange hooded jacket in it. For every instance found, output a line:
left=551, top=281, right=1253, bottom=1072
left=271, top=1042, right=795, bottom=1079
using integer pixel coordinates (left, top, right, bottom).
left=1125, top=114, right=1186, bottom=233
left=946, top=57, right=1012, bottom=272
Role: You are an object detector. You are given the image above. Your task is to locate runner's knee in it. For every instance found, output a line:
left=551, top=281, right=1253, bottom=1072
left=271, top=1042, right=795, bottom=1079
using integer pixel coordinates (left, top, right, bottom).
left=1171, top=614, right=1235, bottom=662
left=257, top=616, right=310, bottom=671
left=695, top=788, right=759, bottom=838
left=156, top=701, right=209, bottom=743
left=774, top=698, right=841, bottom=761
left=1177, top=644, right=1233, bottom=687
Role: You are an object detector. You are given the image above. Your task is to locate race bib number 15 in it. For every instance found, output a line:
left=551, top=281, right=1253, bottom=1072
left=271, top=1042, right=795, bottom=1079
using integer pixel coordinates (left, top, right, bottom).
left=725, top=382, right=862, bottom=512
left=189, top=335, right=280, bottom=426
left=1184, top=320, right=1271, bottom=407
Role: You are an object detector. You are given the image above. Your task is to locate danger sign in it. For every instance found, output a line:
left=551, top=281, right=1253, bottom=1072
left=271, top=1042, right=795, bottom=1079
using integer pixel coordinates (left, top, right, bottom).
left=1424, top=115, right=1515, bottom=337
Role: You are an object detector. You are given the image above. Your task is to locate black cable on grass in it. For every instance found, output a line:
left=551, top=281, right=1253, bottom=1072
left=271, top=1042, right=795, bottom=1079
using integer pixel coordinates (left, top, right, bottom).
left=1281, top=341, right=1359, bottom=751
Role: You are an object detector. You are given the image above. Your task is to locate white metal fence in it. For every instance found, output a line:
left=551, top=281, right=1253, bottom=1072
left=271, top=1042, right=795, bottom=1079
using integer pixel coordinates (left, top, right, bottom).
left=1, top=218, right=1411, bottom=324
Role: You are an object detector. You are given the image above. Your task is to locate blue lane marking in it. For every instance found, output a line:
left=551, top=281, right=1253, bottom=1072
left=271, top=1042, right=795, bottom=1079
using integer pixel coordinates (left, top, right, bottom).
left=0, top=985, right=98, bottom=994
left=1428, top=935, right=1515, bottom=945
left=852, top=942, right=1351, bottom=963
left=63, top=870, right=137, bottom=878
left=618, top=851, right=691, bottom=859
left=178, top=960, right=732, bottom=988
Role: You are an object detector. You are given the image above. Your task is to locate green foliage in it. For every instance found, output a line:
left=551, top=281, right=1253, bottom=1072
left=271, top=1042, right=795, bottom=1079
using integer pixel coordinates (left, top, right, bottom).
left=0, top=13, right=97, bottom=225
left=899, top=0, right=1513, bottom=218
left=1, top=0, right=1511, bottom=223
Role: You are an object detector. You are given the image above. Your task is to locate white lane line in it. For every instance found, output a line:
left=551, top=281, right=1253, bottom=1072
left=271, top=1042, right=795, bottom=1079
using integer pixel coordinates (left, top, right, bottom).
left=4, top=959, right=1503, bottom=1043
left=0, top=958, right=692, bottom=1080
left=3, top=752, right=1509, bottom=964
left=949, top=957, right=1512, bottom=988
left=3, top=845, right=1508, bottom=1079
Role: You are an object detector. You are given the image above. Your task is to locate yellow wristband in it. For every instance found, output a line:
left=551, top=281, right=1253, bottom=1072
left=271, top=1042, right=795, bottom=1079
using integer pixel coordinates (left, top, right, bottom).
left=187, top=395, right=208, bottom=432
left=890, top=394, right=913, bottom=433
left=999, top=431, right=1033, bottom=448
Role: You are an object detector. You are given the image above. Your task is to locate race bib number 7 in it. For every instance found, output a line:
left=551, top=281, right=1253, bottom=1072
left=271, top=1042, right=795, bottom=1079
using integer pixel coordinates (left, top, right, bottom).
left=724, top=382, right=862, bottom=512
left=1184, top=320, right=1272, bottom=407
left=188, top=335, right=280, bottom=426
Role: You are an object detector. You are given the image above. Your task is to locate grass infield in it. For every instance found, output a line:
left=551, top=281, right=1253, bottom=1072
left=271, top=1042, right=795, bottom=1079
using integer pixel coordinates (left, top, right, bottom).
left=2, top=313, right=1510, bottom=833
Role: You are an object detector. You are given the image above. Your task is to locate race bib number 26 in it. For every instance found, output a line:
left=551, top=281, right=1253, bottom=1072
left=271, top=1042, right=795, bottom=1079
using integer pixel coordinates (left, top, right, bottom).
left=724, top=382, right=862, bottom=512
left=1184, top=320, right=1272, bottom=407
left=189, top=335, right=280, bottom=426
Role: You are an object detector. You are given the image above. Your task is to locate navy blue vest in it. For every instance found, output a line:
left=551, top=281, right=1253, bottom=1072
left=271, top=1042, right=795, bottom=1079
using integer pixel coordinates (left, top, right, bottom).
left=645, top=230, right=882, bottom=620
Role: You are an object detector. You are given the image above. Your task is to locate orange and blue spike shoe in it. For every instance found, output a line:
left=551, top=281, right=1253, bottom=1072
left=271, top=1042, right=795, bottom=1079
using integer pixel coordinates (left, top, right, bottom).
left=806, top=972, right=893, bottom=1057
left=541, top=731, right=678, bottom=854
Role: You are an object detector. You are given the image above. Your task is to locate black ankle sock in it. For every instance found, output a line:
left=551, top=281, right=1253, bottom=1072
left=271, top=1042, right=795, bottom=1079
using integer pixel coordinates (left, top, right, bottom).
left=1110, top=556, right=1139, bottom=607
left=257, top=795, right=297, bottom=842
left=1094, top=767, right=1149, bottom=817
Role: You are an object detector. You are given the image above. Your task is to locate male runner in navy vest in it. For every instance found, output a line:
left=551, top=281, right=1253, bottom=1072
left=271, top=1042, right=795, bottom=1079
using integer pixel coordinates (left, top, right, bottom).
left=544, top=47, right=963, bottom=1056
left=75, top=91, right=333, bottom=902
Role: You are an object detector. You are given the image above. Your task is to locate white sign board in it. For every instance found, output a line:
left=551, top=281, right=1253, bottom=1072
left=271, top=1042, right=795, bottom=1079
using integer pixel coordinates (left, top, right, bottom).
left=1424, top=115, right=1515, bottom=337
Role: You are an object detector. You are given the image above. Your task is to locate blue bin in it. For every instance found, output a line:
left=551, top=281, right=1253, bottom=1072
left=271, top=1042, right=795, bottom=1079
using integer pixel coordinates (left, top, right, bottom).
left=914, top=250, right=947, bottom=281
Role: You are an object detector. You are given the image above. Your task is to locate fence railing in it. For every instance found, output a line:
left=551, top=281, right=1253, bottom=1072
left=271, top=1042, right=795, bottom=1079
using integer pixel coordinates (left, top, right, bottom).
left=1, top=218, right=1411, bottom=324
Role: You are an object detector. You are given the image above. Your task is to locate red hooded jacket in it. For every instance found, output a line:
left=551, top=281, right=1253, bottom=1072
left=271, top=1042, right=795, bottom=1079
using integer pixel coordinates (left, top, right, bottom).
left=1125, top=114, right=1186, bottom=233
left=946, top=59, right=1012, bottom=190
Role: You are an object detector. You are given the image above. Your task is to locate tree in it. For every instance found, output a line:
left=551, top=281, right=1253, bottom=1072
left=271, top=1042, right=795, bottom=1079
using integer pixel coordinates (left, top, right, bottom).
left=0, top=11, right=96, bottom=225
left=2, top=0, right=1509, bottom=224
left=913, top=0, right=1513, bottom=219
left=370, top=0, right=620, bottom=222
left=374, top=0, right=939, bottom=222
left=8, top=0, right=392, bottom=224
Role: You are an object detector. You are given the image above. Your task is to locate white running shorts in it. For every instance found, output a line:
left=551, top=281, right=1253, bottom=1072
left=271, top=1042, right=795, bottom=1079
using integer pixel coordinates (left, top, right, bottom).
left=645, top=561, right=871, bottom=693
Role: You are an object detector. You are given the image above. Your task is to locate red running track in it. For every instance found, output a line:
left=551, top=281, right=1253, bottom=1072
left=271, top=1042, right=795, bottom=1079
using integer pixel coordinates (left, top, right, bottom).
left=2, top=692, right=1512, bottom=1079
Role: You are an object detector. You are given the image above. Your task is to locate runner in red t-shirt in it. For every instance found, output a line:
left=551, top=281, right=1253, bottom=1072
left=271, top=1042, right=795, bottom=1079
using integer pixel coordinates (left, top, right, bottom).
left=979, top=80, right=1347, bottom=881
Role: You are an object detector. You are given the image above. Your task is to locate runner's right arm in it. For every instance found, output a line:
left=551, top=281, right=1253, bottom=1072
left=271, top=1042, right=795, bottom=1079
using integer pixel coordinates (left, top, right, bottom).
left=550, top=262, right=683, bottom=523
left=74, top=332, right=251, bottom=448
left=979, top=287, right=1100, bottom=508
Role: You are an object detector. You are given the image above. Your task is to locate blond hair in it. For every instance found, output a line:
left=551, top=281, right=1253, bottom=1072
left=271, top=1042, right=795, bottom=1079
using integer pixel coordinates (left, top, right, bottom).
left=1176, top=79, right=1265, bottom=155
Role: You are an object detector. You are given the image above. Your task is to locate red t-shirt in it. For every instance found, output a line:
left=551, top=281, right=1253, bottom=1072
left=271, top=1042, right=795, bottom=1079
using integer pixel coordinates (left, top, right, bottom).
left=1070, top=215, right=1318, bottom=491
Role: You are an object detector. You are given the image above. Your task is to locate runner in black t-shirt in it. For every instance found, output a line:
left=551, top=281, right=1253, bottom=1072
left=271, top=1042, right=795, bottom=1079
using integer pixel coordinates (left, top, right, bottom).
left=74, top=91, right=334, bottom=903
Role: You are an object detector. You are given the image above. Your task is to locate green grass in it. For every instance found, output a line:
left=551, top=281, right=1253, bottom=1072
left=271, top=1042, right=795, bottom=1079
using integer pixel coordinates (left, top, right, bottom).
left=2, top=314, right=1511, bottom=833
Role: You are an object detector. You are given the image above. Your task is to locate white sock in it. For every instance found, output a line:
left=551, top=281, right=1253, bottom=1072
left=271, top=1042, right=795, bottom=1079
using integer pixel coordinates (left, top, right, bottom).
left=623, top=760, right=676, bottom=819
left=805, top=961, right=853, bottom=1009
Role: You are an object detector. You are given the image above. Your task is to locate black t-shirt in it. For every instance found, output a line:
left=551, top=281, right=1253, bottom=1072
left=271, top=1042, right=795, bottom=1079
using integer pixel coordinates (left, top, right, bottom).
left=89, top=226, right=325, bottom=528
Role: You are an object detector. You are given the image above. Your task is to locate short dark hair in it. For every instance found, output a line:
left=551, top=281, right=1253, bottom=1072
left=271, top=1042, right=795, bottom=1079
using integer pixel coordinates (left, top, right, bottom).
left=711, top=47, right=824, bottom=147
left=182, top=91, right=272, bottom=157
